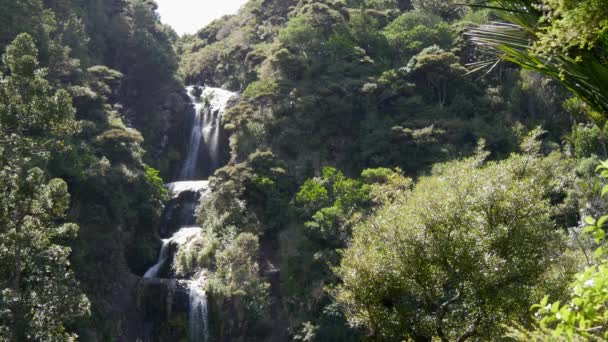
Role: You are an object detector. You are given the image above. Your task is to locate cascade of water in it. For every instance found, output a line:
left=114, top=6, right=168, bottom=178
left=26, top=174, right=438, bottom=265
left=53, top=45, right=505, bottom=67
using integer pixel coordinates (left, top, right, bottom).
left=189, top=280, right=209, bottom=342
left=142, top=224, right=210, bottom=342
left=142, top=227, right=202, bottom=279
left=143, top=238, right=170, bottom=278
left=179, top=86, right=236, bottom=180
left=144, top=86, right=235, bottom=340
left=166, top=181, right=210, bottom=199
left=180, top=87, right=204, bottom=180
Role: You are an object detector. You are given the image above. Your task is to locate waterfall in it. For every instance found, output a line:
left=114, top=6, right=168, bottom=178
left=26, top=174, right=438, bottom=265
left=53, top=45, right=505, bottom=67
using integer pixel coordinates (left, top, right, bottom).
left=143, top=223, right=210, bottom=342
left=143, top=86, right=235, bottom=340
left=143, top=238, right=170, bottom=278
left=143, top=227, right=202, bottom=279
left=179, top=87, right=204, bottom=180
left=166, top=181, right=210, bottom=199
left=189, top=280, right=209, bottom=342
left=179, top=86, right=236, bottom=180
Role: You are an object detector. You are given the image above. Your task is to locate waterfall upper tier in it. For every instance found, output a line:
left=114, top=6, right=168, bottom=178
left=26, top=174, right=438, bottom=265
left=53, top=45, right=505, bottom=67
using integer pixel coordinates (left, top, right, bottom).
left=179, top=86, right=236, bottom=180
left=199, top=86, right=236, bottom=114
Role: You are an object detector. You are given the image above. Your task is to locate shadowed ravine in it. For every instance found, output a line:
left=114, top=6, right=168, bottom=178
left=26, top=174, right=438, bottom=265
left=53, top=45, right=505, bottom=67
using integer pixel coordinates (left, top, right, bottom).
left=143, top=86, right=236, bottom=342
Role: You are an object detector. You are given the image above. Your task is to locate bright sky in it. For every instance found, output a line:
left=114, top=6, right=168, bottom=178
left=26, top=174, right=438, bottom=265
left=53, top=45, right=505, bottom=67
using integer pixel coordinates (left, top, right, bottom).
left=155, top=0, right=248, bottom=35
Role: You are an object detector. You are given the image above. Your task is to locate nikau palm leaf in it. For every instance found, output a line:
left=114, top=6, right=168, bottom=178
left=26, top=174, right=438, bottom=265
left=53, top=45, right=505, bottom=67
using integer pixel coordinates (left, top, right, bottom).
left=465, top=0, right=608, bottom=119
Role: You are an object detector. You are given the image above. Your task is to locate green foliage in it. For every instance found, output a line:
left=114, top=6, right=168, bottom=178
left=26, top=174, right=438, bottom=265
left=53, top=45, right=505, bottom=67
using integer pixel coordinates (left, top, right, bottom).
left=335, top=142, right=575, bottom=340
left=209, top=233, right=270, bottom=319
left=0, top=5, right=176, bottom=337
left=382, top=10, right=454, bottom=63
left=567, top=124, right=608, bottom=159
left=173, top=229, right=219, bottom=276
left=86, top=65, right=123, bottom=96
left=406, top=45, right=467, bottom=106
left=0, top=33, right=89, bottom=340
left=533, top=0, right=608, bottom=54
left=295, top=179, right=330, bottom=216
left=511, top=161, right=608, bottom=341
left=467, top=0, right=608, bottom=119
left=294, top=167, right=372, bottom=246
left=359, top=167, right=395, bottom=183
left=144, top=165, right=169, bottom=203
left=0, top=0, right=588, bottom=340
left=0, top=33, right=80, bottom=153
left=243, top=79, right=280, bottom=99
left=412, top=0, right=467, bottom=19
left=193, top=0, right=569, bottom=179
left=93, top=128, right=145, bottom=163
left=197, top=151, right=294, bottom=237
left=174, top=228, right=271, bottom=340
left=178, top=6, right=586, bottom=340
left=0, top=0, right=55, bottom=64
left=0, top=168, right=90, bottom=341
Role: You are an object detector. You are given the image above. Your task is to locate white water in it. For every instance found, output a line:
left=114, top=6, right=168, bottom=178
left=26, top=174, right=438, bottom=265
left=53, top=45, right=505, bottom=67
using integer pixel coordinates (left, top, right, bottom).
left=166, top=181, right=210, bottom=199
left=143, top=227, right=202, bottom=279
left=143, top=86, right=235, bottom=341
left=179, top=86, right=236, bottom=180
left=143, top=238, right=170, bottom=278
left=189, top=279, right=209, bottom=342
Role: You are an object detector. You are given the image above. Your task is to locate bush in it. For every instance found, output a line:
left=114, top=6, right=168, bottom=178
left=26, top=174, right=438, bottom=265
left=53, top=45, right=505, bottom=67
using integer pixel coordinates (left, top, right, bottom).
left=335, top=140, right=576, bottom=340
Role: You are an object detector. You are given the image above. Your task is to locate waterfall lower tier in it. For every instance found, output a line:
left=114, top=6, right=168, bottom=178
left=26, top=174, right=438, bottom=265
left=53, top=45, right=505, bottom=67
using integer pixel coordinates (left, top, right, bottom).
left=179, top=86, right=236, bottom=180
left=143, top=181, right=212, bottom=341
left=189, top=281, right=209, bottom=342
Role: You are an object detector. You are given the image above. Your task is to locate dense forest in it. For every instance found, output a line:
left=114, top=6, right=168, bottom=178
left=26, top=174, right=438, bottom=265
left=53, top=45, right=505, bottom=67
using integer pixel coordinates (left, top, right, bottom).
left=0, top=0, right=607, bottom=341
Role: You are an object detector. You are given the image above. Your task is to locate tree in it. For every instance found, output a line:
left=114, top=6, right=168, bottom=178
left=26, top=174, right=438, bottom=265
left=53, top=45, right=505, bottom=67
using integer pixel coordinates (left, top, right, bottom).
left=411, top=0, right=467, bottom=20
left=382, top=9, right=454, bottom=63
left=0, top=33, right=88, bottom=341
left=0, top=168, right=89, bottom=341
left=466, top=0, right=608, bottom=120
left=294, top=167, right=371, bottom=247
left=0, top=33, right=79, bottom=163
left=406, top=46, right=467, bottom=107
left=207, top=232, right=270, bottom=336
left=0, top=0, right=50, bottom=57
left=506, top=160, right=608, bottom=341
left=334, top=136, right=574, bottom=341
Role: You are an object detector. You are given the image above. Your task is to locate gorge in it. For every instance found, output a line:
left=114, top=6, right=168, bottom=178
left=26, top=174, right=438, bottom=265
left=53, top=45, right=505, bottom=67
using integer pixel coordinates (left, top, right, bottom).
left=141, top=86, right=236, bottom=341
left=1, top=0, right=607, bottom=341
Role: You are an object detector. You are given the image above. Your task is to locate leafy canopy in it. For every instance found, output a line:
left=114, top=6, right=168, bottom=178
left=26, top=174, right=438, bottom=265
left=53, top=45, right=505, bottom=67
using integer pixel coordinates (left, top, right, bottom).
left=0, top=33, right=88, bottom=341
left=335, top=136, right=573, bottom=340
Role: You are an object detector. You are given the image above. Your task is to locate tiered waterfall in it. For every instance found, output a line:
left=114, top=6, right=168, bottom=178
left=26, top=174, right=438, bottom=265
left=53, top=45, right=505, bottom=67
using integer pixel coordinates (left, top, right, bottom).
left=143, top=86, right=236, bottom=342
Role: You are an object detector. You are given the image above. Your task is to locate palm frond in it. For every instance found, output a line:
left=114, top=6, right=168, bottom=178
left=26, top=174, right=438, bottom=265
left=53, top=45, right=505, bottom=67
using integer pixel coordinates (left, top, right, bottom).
left=465, top=0, right=608, bottom=119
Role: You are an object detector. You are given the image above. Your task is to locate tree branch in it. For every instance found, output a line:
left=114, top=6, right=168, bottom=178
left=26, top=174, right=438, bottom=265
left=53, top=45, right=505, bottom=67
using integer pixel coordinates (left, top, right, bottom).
left=435, top=290, right=461, bottom=342
left=456, top=314, right=481, bottom=342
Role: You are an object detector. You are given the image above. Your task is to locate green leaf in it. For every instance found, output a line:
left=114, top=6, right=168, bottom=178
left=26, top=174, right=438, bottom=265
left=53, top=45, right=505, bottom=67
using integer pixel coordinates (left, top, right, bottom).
left=598, top=216, right=608, bottom=228
left=602, top=185, right=608, bottom=197
left=583, top=225, right=597, bottom=234
left=594, top=229, right=606, bottom=242
left=540, top=295, right=549, bottom=307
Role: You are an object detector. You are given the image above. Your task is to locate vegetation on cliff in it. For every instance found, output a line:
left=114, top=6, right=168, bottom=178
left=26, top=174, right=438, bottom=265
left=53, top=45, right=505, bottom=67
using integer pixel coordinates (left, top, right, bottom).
left=1, top=0, right=608, bottom=340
